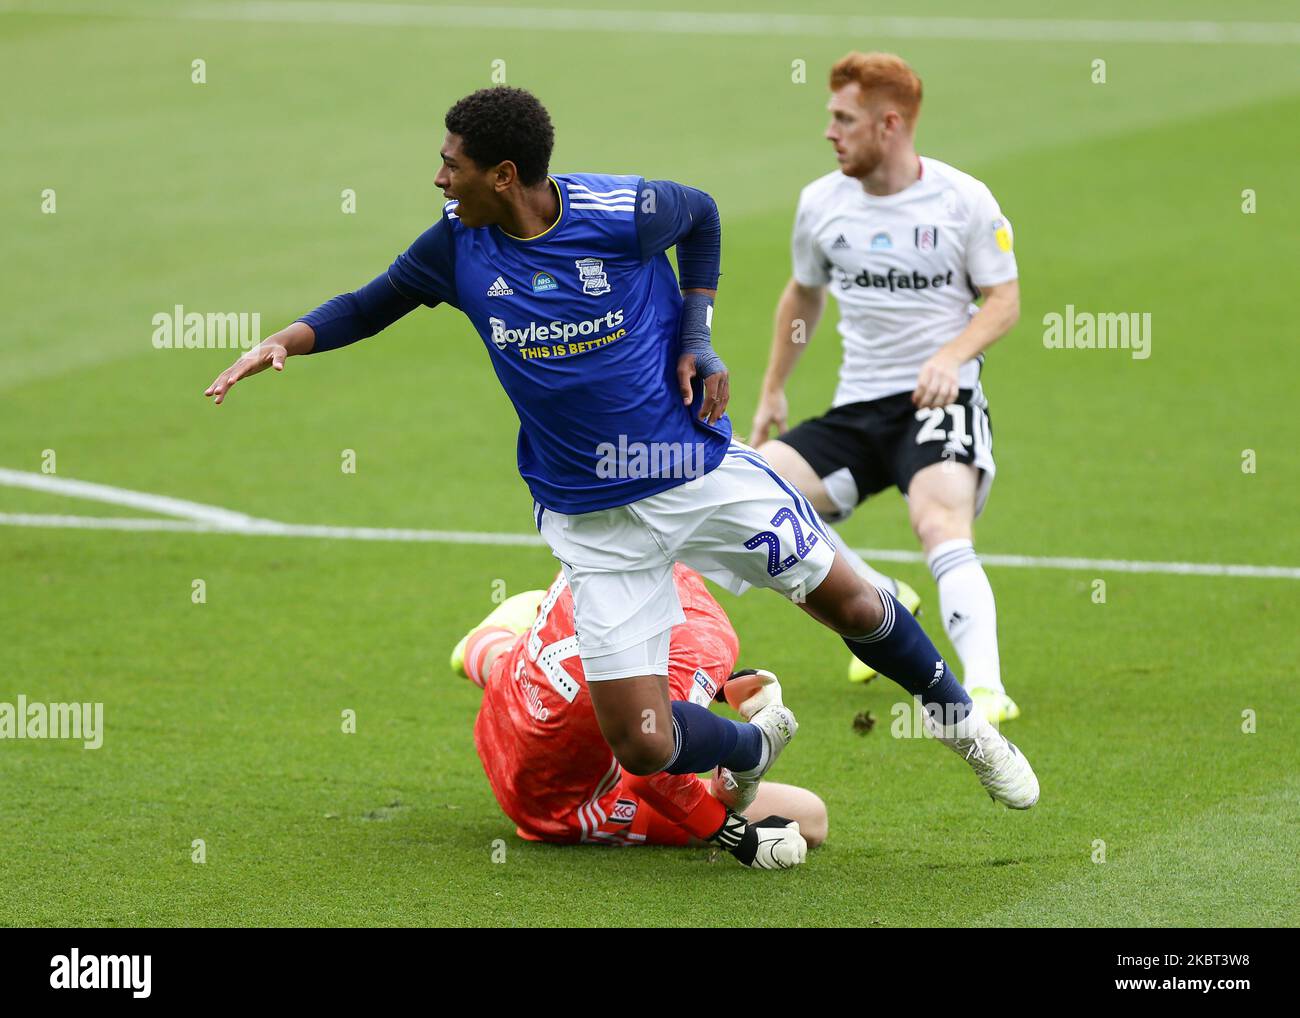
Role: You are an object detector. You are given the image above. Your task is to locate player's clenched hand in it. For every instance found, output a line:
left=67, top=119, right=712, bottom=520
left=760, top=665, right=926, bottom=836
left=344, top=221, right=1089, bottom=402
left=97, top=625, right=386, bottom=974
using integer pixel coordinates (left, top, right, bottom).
left=734, top=816, right=807, bottom=870
left=748, top=389, right=789, bottom=446
left=912, top=350, right=961, bottom=409
left=677, top=352, right=731, bottom=426
left=204, top=342, right=289, bottom=405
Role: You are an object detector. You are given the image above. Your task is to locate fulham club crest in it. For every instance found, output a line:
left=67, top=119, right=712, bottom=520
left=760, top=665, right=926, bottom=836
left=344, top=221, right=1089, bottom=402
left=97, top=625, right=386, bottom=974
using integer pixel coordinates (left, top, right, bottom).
left=914, top=226, right=939, bottom=251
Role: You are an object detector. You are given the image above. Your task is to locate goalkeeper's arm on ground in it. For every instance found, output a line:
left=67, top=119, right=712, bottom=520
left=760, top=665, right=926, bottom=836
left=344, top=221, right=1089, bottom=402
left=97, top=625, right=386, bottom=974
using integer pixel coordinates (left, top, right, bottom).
left=622, top=772, right=806, bottom=870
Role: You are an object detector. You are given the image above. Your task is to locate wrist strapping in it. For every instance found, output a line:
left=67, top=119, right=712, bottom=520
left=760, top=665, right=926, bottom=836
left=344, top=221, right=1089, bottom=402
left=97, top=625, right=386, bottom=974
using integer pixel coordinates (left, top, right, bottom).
left=680, top=292, right=725, bottom=379
left=710, top=809, right=749, bottom=852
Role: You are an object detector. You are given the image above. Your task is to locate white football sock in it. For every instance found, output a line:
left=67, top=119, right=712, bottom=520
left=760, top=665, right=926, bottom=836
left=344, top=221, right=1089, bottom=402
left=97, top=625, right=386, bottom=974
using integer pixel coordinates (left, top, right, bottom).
left=830, top=526, right=898, bottom=597
left=927, top=538, right=1003, bottom=693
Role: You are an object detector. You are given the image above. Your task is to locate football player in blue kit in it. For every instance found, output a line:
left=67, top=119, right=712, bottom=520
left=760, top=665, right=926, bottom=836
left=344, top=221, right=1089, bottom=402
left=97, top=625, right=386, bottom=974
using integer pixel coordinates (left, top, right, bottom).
left=204, top=87, right=1038, bottom=838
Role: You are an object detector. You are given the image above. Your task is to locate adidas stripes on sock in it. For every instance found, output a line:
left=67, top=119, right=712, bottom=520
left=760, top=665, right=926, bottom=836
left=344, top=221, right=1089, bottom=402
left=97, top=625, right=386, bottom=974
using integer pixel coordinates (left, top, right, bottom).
left=844, top=587, right=971, bottom=722
left=928, top=538, right=1003, bottom=693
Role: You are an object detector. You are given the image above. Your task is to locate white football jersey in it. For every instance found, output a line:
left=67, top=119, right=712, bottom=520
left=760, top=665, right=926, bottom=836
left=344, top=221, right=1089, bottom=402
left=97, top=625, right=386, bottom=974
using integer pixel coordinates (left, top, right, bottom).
left=791, top=156, right=1018, bottom=405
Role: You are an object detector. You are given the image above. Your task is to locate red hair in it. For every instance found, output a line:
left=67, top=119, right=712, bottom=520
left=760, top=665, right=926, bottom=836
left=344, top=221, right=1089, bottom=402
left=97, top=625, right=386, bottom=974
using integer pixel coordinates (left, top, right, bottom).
left=829, top=52, right=923, bottom=125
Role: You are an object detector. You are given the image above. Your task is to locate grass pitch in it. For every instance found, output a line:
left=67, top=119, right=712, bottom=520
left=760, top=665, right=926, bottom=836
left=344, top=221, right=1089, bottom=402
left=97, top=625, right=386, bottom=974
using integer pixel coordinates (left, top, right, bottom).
left=1, top=0, right=1298, bottom=926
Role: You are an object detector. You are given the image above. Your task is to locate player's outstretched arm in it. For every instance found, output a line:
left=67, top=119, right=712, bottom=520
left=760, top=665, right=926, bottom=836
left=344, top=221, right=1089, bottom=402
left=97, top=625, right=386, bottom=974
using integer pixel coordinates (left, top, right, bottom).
left=203, top=321, right=314, bottom=406
left=749, top=278, right=826, bottom=445
left=203, top=271, right=422, bottom=406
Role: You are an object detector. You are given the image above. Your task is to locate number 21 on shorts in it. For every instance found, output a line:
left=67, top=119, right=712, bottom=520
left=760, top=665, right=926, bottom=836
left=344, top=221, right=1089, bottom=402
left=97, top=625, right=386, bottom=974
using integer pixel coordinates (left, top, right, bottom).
left=914, top=403, right=971, bottom=448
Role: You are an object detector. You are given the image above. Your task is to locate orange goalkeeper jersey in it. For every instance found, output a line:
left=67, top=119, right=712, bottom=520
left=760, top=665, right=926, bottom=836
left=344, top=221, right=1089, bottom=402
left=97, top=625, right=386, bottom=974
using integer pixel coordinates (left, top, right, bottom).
left=473, top=564, right=739, bottom=844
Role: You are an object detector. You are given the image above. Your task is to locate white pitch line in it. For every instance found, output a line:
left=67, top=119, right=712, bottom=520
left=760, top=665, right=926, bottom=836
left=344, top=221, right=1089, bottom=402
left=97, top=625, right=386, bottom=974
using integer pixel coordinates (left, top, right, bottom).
left=856, top=545, right=1300, bottom=579
left=0, top=512, right=549, bottom=546
left=0, top=468, right=267, bottom=528
left=0, top=514, right=238, bottom=535
left=2, top=1, right=1298, bottom=45
left=3, top=512, right=1299, bottom=580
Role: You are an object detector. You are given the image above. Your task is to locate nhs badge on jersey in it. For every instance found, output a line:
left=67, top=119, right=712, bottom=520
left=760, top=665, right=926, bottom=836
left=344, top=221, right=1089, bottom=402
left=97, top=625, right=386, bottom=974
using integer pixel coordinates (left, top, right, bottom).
left=914, top=226, right=939, bottom=251
left=609, top=798, right=638, bottom=825
left=689, top=668, right=717, bottom=707
left=531, top=271, right=558, bottom=293
left=870, top=231, right=892, bottom=250
left=575, top=257, right=611, bottom=296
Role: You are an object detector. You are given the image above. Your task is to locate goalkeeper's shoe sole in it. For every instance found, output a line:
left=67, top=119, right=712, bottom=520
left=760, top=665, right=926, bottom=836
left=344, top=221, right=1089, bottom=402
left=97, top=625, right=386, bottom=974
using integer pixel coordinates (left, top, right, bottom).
left=449, top=589, right=547, bottom=678
left=722, top=668, right=783, bottom=719
left=848, top=578, right=922, bottom=683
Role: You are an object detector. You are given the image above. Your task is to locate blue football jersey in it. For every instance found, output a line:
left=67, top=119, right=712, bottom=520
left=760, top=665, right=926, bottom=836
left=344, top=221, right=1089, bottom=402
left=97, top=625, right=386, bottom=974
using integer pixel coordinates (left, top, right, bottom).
left=385, top=172, right=731, bottom=514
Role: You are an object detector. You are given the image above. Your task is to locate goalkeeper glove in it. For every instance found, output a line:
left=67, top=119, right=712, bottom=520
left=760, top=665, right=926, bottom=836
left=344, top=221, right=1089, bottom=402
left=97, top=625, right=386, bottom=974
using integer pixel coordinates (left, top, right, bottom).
left=710, top=809, right=807, bottom=870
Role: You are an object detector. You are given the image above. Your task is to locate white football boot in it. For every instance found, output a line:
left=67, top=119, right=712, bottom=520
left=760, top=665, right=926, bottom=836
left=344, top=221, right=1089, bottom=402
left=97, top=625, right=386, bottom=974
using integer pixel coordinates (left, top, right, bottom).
left=923, top=704, right=1040, bottom=809
left=713, top=670, right=797, bottom=812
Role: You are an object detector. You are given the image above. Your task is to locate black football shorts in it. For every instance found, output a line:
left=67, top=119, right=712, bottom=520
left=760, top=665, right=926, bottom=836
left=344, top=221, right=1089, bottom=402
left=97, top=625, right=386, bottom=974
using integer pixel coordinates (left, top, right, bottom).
left=777, top=388, right=995, bottom=521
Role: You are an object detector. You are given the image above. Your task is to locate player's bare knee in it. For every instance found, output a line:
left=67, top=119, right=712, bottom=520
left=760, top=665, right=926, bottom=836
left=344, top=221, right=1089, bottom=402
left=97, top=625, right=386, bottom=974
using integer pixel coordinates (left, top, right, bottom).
left=831, top=580, right=884, bottom=636
left=757, top=441, right=839, bottom=516
left=610, top=730, right=673, bottom=776
left=851, top=588, right=883, bottom=635
left=755, top=439, right=800, bottom=475
left=911, top=506, right=967, bottom=550
left=801, top=796, right=829, bottom=849
left=807, top=562, right=885, bottom=635
left=765, top=787, right=828, bottom=847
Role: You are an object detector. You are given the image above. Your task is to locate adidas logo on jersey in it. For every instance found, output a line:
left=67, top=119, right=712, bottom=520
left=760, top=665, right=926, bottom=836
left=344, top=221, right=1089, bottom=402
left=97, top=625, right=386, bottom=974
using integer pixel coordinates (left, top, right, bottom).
left=832, top=234, right=851, bottom=250
left=486, top=276, right=515, bottom=297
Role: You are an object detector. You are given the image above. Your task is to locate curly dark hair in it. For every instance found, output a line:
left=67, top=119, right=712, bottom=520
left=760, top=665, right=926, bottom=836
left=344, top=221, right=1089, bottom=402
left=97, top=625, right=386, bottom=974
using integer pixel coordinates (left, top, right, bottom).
left=444, top=87, right=555, bottom=187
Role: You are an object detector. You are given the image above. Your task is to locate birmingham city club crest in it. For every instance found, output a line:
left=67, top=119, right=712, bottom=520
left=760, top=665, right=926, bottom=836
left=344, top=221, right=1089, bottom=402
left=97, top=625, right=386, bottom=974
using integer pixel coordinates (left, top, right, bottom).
left=575, top=257, right=611, bottom=296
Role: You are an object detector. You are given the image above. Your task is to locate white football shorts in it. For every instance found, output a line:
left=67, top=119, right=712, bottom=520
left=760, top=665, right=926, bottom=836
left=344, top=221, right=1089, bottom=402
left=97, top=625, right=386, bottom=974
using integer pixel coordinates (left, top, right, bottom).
left=536, top=442, right=837, bottom=681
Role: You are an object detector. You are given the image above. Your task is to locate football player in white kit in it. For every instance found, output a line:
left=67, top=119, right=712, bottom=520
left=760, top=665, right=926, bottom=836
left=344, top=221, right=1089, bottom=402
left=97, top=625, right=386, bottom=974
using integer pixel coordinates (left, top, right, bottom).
left=751, top=53, right=1024, bottom=724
